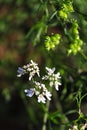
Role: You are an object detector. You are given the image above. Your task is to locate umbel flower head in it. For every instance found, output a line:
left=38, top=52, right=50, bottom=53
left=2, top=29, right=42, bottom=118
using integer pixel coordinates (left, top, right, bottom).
left=17, top=60, right=61, bottom=104
left=44, top=33, right=61, bottom=51
left=17, top=60, right=40, bottom=80
left=24, top=82, right=52, bottom=104
left=42, top=67, right=61, bottom=91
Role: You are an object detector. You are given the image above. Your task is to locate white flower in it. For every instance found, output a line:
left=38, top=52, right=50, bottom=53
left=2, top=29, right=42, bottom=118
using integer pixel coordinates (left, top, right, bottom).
left=34, top=81, right=47, bottom=91
left=43, top=67, right=61, bottom=91
left=50, top=74, right=61, bottom=91
left=23, top=60, right=40, bottom=80
left=46, top=67, right=55, bottom=75
left=18, top=61, right=62, bottom=104
left=35, top=90, right=40, bottom=95
left=29, top=60, right=40, bottom=77
left=37, top=94, right=46, bottom=103
left=42, top=76, right=48, bottom=80
left=55, top=72, right=61, bottom=79
left=29, top=71, right=35, bottom=80
left=81, top=123, right=87, bottom=130
left=34, top=81, right=52, bottom=102
left=29, top=60, right=40, bottom=79
left=69, top=125, right=78, bottom=130
left=49, top=81, right=54, bottom=87
left=43, top=90, right=52, bottom=100
left=54, top=81, right=61, bottom=91
left=34, top=81, right=41, bottom=88
left=72, top=125, right=78, bottom=130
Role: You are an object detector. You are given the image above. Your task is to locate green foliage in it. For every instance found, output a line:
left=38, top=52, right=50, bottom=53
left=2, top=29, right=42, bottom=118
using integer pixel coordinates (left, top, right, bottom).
left=0, top=0, right=87, bottom=130
left=59, top=1, right=74, bottom=20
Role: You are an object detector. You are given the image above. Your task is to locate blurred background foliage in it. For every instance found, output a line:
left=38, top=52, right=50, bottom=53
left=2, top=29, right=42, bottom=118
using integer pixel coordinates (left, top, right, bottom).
left=0, top=0, right=87, bottom=130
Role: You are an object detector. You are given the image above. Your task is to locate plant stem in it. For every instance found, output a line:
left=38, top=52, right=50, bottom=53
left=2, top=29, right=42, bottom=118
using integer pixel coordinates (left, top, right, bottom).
left=79, top=51, right=87, bottom=61
left=53, top=90, right=69, bottom=124
left=42, top=99, right=50, bottom=130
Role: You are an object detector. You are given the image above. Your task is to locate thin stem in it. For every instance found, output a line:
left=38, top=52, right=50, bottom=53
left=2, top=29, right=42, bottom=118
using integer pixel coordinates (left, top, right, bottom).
left=79, top=51, right=87, bottom=61
left=53, top=90, right=69, bottom=124
left=42, top=99, right=50, bottom=130
left=42, top=86, right=53, bottom=130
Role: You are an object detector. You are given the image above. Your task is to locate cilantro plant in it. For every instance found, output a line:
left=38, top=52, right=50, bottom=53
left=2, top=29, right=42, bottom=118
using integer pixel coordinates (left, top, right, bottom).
left=1, top=0, right=87, bottom=130
left=17, top=1, right=87, bottom=130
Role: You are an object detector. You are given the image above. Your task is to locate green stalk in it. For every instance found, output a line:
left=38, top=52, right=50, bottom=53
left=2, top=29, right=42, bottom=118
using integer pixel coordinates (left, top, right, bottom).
left=42, top=99, right=50, bottom=130
left=79, top=51, right=87, bottom=61
left=42, top=85, right=54, bottom=130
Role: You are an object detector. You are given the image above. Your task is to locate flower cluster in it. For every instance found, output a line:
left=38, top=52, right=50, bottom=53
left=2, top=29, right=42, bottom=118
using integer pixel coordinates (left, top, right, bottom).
left=24, top=82, right=52, bottom=103
left=59, top=1, right=74, bottom=20
left=44, top=33, right=61, bottom=51
left=34, top=82, right=52, bottom=103
left=17, top=60, right=40, bottom=80
left=42, top=67, right=61, bottom=91
left=17, top=60, right=61, bottom=103
left=68, top=21, right=83, bottom=55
